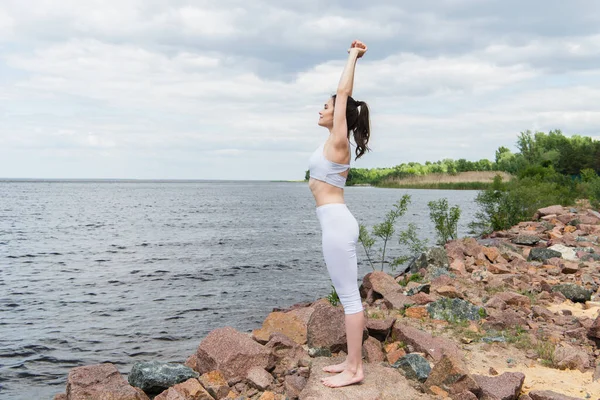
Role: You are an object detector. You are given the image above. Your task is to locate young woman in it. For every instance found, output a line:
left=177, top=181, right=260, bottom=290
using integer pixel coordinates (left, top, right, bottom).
left=307, top=40, right=371, bottom=388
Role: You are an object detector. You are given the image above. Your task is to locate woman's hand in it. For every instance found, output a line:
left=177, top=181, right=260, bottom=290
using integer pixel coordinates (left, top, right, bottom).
left=349, top=40, right=367, bottom=58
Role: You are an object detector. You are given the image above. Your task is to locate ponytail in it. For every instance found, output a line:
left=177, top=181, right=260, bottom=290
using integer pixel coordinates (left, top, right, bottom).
left=331, top=95, right=371, bottom=160
left=352, top=101, right=370, bottom=160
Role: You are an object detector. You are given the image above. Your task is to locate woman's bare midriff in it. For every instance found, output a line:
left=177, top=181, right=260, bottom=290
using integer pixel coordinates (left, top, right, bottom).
left=308, top=177, right=347, bottom=207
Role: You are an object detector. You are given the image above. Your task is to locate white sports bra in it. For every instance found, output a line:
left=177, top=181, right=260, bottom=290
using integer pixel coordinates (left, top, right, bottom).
left=308, top=142, right=350, bottom=188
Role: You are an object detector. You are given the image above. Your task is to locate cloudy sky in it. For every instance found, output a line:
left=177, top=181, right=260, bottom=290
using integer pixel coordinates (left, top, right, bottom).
left=1, top=0, right=600, bottom=180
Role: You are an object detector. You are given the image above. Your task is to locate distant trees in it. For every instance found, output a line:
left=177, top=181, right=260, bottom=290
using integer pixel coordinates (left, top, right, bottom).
left=304, top=130, right=600, bottom=187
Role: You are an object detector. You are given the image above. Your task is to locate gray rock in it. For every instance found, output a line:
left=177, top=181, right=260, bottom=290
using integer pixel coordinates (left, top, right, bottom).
left=427, top=266, right=454, bottom=280
left=581, top=253, right=600, bottom=262
left=482, top=336, right=507, bottom=343
left=307, top=347, right=331, bottom=357
left=528, top=248, right=562, bottom=262
left=407, top=247, right=449, bottom=273
left=427, top=298, right=485, bottom=323
left=128, top=361, right=199, bottom=394
left=405, top=284, right=430, bottom=296
left=551, top=284, right=592, bottom=303
left=512, top=235, right=540, bottom=245
left=392, top=354, right=431, bottom=382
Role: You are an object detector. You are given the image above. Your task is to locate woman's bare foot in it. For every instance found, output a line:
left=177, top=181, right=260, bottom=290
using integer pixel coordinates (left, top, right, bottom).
left=320, top=366, right=364, bottom=388
left=322, top=360, right=347, bottom=373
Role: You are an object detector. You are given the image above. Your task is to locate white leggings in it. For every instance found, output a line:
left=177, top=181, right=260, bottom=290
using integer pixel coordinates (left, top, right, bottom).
left=316, top=203, right=363, bottom=315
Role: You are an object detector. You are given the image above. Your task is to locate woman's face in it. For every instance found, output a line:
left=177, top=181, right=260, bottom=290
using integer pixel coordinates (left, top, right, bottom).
left=318, top=97, right=334, bottom=128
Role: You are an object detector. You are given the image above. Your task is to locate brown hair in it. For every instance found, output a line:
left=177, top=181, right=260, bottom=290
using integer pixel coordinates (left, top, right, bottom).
left=332, top=95, right=371, bottom=159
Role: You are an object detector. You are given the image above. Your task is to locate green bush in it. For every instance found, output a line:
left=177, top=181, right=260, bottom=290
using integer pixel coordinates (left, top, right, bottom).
left=469, top=174, right=578, bottom=235
left=359, top=195, right=428, bottom=272
left=428, top=198, right=461, bottom=245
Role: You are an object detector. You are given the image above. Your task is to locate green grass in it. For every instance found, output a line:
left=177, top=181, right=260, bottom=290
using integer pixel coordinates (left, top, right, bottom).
left=398, top=273, right=424, bottom=287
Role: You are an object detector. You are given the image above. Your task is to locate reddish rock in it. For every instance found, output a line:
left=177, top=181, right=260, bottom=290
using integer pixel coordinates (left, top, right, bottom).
left=484, top=309, right=528, bottom=330
left=259, top=392, right=286, bottom=400
left=534, top=206, right=567, bottom=219
left=198, top=371, right=230, bottom=399
left=361, top=271, right=414, bottom=309
left=386, top=347, right=407, bottom=365
left=424, top=354, right=480, bottom=395
left=307, top=300, right=367, bottom=353
left=446, top=240, right=468, bottom=260
left=252, top=307, right=314, bottom=345
left=363, top=336, right=385, bottom=363
left=560, top=261, right=580, bottom=274
left=487, top=263, right=513, bottom=274
left=392, top=323, right=462, bottom=362
left=482, top=247, right=502, bottom=263
left=185, top=354, right=199, bottom=371
left=264, top=332, right=308, bottom=376
left=588, top=315, right=600, bottom=339
left=405, top=306, right=430, bottom=319
left=299, top=357, right=432, bottom=399
left=66, top=364, right=149, bottom=400
left=284, top=374, right=307, bottom=400
left=366, top=317, right=395, bottom=341
left=154, top=378, right=213, bottom=400
left=529, top=390, right=583, bottom=400
left=246, top=367, right=273, bottom=391
left=435, top=285, right=464, bottom=299
left=196, top=327, right=272, bottom=384
left=553, top=344, right=590, bottom=372
left=493, top=292, right=532, bottom=308
left=451, top=390, right=478, bottom=400
left=473, top=372, right=525, bottom=400
left=410, top=292, right=436, bottom=305
left=532, top=305, right=555, bottom=321
left=485, top=296, right=507, bottom=310
left=53, top=395, right=67, bottom=400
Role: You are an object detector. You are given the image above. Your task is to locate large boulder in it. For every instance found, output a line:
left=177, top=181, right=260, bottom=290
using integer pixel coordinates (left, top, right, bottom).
left=195, top=327, right=272, bottom=384
left=252, top=307, right=314, bottom=345
left=392, top=324, right=462, bottom=362
left=66, top=363, right=149, bottom=400
left=306, top=300, right=368, bottom=354
left=127, top=361, right=199, bottom=394
left=298, top=357, right=433, bottom=400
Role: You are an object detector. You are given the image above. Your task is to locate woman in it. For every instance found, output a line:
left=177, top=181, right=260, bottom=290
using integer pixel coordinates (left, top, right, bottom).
left=307, top=39, right=370, bottom=388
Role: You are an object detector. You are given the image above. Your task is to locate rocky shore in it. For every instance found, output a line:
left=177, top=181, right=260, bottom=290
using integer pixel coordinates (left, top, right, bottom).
left=53, top=205, right=600, bottom=400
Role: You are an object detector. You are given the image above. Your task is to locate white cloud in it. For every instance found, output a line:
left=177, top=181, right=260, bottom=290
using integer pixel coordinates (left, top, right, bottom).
left=1, top=1, right=600, bottom=179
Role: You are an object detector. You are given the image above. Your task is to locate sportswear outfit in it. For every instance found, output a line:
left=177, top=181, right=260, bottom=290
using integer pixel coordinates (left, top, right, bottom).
left=308, top=142, right=363, bottom=315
